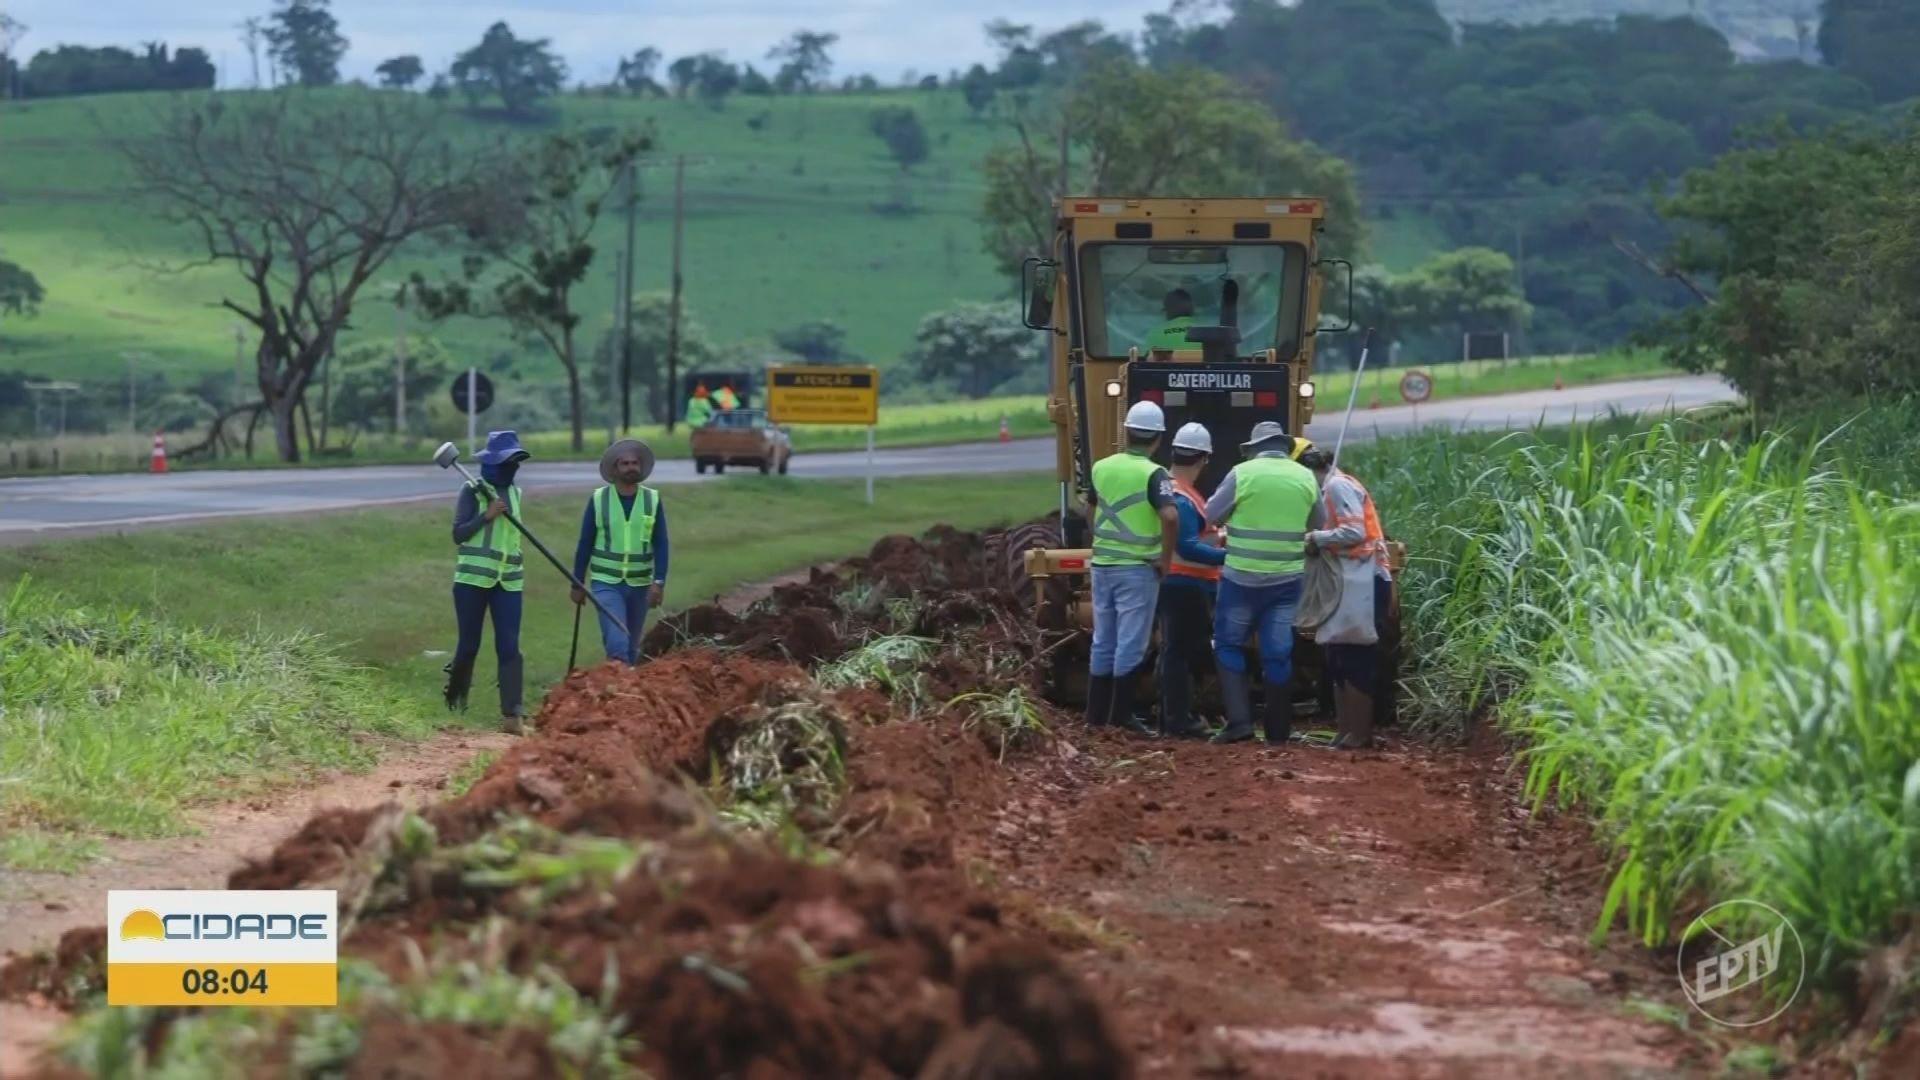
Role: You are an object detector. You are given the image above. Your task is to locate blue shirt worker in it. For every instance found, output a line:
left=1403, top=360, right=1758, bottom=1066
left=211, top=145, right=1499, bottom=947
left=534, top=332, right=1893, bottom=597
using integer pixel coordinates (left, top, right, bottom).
left=447, top=430, right=531, bottom=733
left=1085, top=399, right=1179, bottom=738
left=572, top=438, right=669, bottom=665
left=1203, top=422, right=1320, bottom=746
left=1157, top=422, right=1226, bottom=739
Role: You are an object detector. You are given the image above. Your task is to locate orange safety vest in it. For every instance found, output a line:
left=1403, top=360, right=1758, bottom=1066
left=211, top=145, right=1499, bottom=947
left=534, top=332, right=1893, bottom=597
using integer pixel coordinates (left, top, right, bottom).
left=1319, top=469, right=1387, bottom=568
left=1167, top=477, right=1223, bottom=582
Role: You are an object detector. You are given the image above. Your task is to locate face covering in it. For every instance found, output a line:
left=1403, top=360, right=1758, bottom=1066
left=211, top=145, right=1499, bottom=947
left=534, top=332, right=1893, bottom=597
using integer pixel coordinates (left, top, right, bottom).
left=481, top=459, right=521, bottom=488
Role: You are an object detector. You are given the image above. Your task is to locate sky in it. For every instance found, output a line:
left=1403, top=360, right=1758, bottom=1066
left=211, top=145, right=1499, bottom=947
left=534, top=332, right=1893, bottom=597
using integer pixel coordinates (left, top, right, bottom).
left=3, top=1, right=1175, bottom=86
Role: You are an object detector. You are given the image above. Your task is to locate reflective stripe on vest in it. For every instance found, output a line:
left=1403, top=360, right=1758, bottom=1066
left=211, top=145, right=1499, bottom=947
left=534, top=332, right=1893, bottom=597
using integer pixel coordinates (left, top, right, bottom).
left=1320, top=470, right=1388, bottom=566
left=1222, top=455, right=1316, bottom=577
left=1090, top=451, right=1162, bottom=565
left=589, top=485, right=658, bottom=586
left=453, top=485, right=525, bottom=591
left=1168, top=478, right=1222, bottom=581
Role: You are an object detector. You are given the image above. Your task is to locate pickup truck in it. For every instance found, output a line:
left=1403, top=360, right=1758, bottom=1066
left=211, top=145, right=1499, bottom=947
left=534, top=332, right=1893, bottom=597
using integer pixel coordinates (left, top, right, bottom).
left=689, top=408, right=793, bottom=475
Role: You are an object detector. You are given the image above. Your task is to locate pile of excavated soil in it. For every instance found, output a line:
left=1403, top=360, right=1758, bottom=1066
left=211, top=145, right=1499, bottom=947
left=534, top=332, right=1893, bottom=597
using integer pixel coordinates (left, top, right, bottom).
left=3, top=523, right=1129, bottom=1080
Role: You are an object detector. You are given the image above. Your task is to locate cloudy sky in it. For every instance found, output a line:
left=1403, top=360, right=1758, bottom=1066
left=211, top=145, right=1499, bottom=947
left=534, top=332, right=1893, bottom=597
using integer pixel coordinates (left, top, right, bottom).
left=5, top=1, right=1177, bottom=85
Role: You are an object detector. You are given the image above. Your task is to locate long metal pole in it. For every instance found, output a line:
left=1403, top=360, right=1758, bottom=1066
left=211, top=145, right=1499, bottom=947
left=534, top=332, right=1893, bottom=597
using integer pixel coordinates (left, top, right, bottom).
left=125, top=353, right=135, bottom=432
left=451, top=464, right=628, bottom=635
left=1330, top=328, right=1375, bottom=471
left=466, top=365, right=477, bottom=455
left=395, top=294, right=407, bottom=437
left=619, top=160, right=638, bottom=433
left=665, top=154, right=685, bottom=435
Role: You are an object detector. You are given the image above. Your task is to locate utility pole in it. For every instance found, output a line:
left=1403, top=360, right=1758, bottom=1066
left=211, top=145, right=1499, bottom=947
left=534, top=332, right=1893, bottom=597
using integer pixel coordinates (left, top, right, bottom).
left=124, top=352, right=137, bottom=432
left=665, top=153, right=686, bottom=435
left=619, top=160, right=639, bottom=432
left=394, top=286, right=408, bottom=437
left=607, top=258, right=620, bottom=444
left=1513, top=218, right=1528, bottom=362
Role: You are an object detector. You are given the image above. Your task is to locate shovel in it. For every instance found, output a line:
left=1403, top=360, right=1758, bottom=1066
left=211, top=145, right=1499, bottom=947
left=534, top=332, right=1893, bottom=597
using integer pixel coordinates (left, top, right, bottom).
left=431, top=441, right=628, bottom=636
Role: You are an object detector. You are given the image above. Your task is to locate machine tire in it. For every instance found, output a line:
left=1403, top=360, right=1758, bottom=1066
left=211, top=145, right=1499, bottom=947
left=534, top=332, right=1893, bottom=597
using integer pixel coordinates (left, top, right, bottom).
left=778, top=453, right=789, bottom=475
left=714, top=461, right=726, bottom=475
left=758, top=457, right=771, bottom=475
left=695, top=458, right=709, bottom=475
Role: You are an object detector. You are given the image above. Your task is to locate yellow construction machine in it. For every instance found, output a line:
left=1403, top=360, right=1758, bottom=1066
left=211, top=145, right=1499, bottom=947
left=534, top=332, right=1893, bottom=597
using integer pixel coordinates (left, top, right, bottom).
left=1014, top=195, right=1366, bottom=707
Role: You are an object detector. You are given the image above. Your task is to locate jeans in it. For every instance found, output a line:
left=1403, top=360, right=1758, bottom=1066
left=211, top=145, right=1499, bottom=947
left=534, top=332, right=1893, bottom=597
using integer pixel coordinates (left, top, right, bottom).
left=1213, top=576, right=1301, bottom=683
left=1089, top=562, right=1160, bottom=677
left=452, top=584, right=522, bottom=664
left=590, top=581, right=653, bottom=665
left=1157, top=582, right=1215, bottom=728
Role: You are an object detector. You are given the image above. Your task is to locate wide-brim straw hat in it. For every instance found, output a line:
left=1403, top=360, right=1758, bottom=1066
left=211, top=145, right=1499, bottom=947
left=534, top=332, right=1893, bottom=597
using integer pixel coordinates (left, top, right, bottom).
left=599, top=438, right=655, bottom=484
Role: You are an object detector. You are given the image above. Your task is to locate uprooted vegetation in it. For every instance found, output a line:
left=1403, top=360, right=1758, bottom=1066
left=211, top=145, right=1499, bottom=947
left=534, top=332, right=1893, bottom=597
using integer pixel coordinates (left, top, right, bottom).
left=5, top=524, right=1132, bottom=1079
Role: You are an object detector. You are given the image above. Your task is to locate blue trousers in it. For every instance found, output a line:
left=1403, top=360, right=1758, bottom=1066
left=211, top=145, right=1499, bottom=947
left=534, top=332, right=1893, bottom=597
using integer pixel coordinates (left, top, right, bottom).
left=1213, top=576, right=1301, bottom=683
left=452, top=584, right=522, bottom=663
left=590, top=581, right=652, bottom=665
left=1089, top=562, right=1159, bottom=677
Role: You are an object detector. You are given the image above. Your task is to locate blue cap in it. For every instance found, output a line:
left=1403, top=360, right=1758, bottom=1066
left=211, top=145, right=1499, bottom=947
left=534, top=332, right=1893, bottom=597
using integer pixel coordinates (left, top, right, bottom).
left=474, top=430, right=530, bottom=465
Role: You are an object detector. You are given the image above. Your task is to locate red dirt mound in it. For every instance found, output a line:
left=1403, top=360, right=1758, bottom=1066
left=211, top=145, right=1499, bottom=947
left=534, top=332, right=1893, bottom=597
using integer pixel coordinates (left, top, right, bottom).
left=0, top=926, right=103, bottom=1009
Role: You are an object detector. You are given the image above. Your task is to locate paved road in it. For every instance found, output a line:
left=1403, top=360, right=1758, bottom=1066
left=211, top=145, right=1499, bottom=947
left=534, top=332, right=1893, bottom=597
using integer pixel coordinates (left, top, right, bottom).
left=0, top=376, right=1733, bottom=540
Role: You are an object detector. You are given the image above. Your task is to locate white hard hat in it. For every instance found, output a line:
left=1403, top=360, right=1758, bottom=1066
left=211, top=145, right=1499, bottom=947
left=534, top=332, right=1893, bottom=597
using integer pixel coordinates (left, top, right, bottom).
left=1124, top=399, right=1166, bottom=434
left=1172, top=422, right=1213, bottom=454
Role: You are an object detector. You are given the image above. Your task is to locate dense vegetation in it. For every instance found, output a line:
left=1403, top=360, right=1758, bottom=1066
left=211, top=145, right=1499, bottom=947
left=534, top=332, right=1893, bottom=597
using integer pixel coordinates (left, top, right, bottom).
left=1350, top=401, right=1920, bottom=1001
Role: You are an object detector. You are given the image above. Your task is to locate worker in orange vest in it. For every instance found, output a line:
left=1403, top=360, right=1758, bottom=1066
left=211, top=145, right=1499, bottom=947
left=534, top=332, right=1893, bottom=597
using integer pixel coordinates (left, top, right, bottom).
left=1298, top=440, right=1392, bottom=749
left=1157, top=422, right=1226, bottom=738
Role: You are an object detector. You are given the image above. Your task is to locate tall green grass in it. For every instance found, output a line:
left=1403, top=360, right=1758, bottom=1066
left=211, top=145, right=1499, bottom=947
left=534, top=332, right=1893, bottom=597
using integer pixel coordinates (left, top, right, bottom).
left=0, top=579, right=433, bottom=840
left=1348, top=406, right=1920, bottom=990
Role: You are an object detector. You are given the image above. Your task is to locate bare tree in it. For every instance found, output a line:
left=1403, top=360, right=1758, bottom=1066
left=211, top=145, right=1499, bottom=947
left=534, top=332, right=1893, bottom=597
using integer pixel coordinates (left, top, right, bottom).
left=237, top=17, right=263, bottom=88
left=0, top=14, right=26, bottom=100
left=121, top=93, right=512, bottom=461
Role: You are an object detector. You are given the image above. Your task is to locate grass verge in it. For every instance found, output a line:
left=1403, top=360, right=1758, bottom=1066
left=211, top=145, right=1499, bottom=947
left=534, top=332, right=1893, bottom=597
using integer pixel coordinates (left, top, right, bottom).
left=0, top=472, right=1054, bottom=846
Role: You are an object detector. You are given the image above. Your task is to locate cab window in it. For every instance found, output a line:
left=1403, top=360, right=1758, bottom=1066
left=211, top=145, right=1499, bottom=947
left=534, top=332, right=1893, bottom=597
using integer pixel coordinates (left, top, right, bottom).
left=1077, top=243, right=1307, bottom=359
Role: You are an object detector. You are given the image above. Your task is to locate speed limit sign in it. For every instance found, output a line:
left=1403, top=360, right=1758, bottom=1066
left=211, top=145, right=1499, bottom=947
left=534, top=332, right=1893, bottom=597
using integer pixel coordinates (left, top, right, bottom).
left=1399, top=370, right=1433, bottom=405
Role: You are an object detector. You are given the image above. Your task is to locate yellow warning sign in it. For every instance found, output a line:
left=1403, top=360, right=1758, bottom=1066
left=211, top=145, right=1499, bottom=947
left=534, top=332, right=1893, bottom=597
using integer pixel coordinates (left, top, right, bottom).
left=765, top=365, right=879, bottom=426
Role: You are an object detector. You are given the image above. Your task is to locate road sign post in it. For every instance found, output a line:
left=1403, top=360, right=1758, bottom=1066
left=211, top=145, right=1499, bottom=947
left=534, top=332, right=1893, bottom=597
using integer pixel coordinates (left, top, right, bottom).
left=451, top=370, right=495, bottom=456
left=766, top=364, right=881, bottom=504
left=1399, top=369, right=1432, bottom=432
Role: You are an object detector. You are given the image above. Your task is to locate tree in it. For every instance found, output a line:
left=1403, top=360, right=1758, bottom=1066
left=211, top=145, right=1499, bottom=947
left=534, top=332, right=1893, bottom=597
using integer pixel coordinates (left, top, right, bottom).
left=121, top=93, right=510, bottom=461
left=1392, top=248, right=1532, bottom=344
left=908, top=302, right=1041, bottom=397
left=265, top=0, right=346, bottom=88
left=772, top=320, right=849, bottom=364
left=412, top=128, right=654, bottom=451
left=741, top=64, right=773, bottom=96
left=767, top=30, right=837, bottom=92
left=0, top=259, right=44, bottom=323
left=0, top=14, right=25, bottom=99
left=376, top=54, right=423, bottom=89
left=666, top=54, right=699, bottom=99
left=980, top=59, right=1363, bottom=274
left=869, top=105, right=929, bottom=172
left=616, top=47, right=662, bottom=96
left=329, top=335, right=451, bottom=432
left=236, top=17, right=263, bottom=88
left=1819, top=0, right=1920, bottom=103
left=960, top=63, right=995, bottom=118
left=592, top=294, right=716, bottom=422
left=451, top=22, right=566, bottom=117
left=18, top=43, right=215, bottom=97
left=691, top=54, right=740, bottom=109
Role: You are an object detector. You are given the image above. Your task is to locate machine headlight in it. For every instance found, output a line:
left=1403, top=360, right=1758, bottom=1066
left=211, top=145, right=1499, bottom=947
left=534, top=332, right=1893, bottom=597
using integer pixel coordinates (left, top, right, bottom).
left=1104, top=380, right=1123, bottom=398
left=1299, top=382, right=1316, bottom=399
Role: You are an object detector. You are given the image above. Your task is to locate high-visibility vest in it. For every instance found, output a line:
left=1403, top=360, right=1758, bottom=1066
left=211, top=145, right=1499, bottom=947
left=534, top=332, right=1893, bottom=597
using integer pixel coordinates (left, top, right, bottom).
left=453, top=485, right=524, bottom=591
left=1089, top=450, right=1162, bottom=566
left=1320, top=469, right=1389, bottom=572
left=1221, top=455, right=1317, bottom=577
left=1167, top=478, right=1222, bottom=582
left=686, top=396, right=714, bottom=425
left=714, top=387, right=739, bottom=410
left=588, top=484, right=659, bottom=586
left=1145, top=315, right=1194, bottom=351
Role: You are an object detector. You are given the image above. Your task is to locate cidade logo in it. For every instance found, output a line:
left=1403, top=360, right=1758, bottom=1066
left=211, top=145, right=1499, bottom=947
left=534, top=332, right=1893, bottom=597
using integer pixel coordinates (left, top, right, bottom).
left=1676, top=899, right=1805, bottom=1027
left=117, top=906, right=329, bottom=942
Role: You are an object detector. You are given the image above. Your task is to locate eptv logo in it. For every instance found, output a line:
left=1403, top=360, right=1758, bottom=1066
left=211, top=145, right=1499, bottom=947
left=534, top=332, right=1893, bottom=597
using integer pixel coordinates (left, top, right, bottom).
left=1677, top=899, right=1805, bottom=1027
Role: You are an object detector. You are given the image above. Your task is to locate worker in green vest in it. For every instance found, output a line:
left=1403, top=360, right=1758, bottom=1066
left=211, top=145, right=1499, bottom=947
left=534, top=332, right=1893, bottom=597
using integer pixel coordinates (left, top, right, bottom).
left=446, top=430, right=530, bottom=733
left=1085, top=399, right=1179, bottom=737
left=714, top=378, right=740, bottom=411
left=685, top=382, right=714, bottom=427
left=1203, top=422, right=1320, bottom=745
left=1145, top=288, right=1196, bottom=351
left=571, top=438, right=668, bottom=665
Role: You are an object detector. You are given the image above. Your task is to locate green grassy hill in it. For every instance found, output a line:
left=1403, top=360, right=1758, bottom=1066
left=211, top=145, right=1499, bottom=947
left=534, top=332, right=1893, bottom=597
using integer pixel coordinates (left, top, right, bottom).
left=0, top=86, right=1439, bottom=390
left=1442, top=0, right=1818, bottom=57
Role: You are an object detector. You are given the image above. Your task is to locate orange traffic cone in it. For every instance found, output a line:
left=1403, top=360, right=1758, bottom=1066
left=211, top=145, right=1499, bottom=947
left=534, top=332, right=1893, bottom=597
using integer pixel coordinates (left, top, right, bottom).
left=998, top=414, right=1010, bottom=442
left=150, top=431, right=168, bottom=474
left=1368, top=393, right=1380, bottom=410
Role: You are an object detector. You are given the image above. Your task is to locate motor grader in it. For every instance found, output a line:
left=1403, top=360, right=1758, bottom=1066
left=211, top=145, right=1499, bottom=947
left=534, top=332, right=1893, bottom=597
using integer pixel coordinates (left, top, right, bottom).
left=1012, top=195, right=1398, bottom=724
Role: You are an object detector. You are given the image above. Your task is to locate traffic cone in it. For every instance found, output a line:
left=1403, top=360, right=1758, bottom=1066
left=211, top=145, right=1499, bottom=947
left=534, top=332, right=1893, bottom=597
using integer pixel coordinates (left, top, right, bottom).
left=1368, top=393, right=1380, bottom=411
left=1553, top=375, right=1564, bottom=391
left=998, top=414, right=1010, bottom=442
left=150, top=431, right=168, bottom=474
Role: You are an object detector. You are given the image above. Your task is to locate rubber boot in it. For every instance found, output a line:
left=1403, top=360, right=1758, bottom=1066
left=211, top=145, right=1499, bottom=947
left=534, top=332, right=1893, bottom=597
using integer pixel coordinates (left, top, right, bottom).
left=1210, top=666, right=1255, bottom=744
left=1333, top=684, right=1375, bottom=750
left=442, top=655, right=475, bottom=713
left=1085, top=675, right=1115, bottom=729
left=498, top=654, right=526, bottom=735
left=1263, top=680, right=1293, bottom=747
left=1159, top=658, right=1203, bottom=740
left=1110, top=666, right=1156, bottom=738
